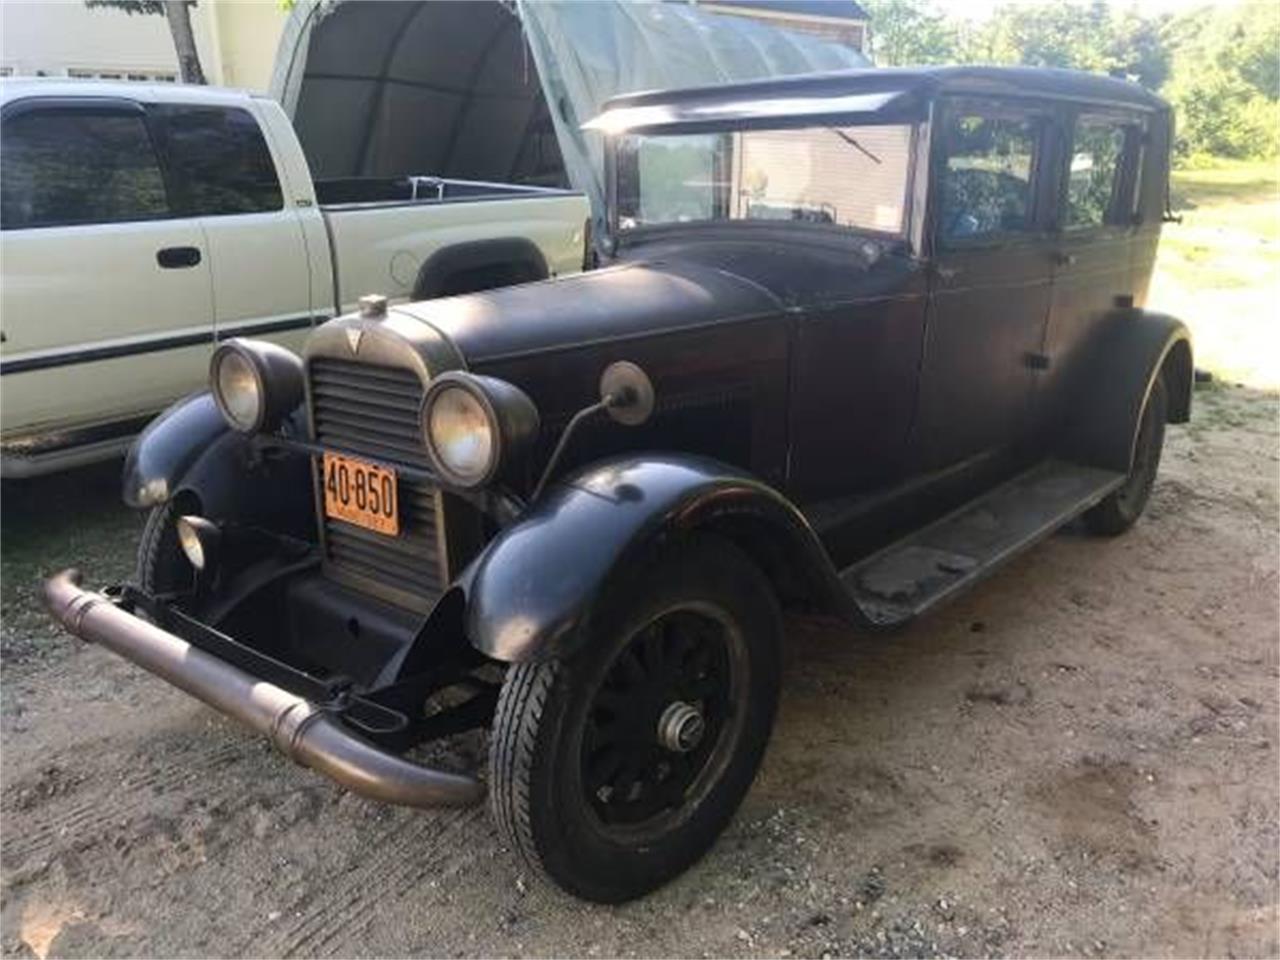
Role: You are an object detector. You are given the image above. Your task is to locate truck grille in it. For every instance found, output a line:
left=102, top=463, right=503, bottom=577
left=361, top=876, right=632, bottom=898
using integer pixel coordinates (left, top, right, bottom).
left=309, top=357, right=445, bottom=608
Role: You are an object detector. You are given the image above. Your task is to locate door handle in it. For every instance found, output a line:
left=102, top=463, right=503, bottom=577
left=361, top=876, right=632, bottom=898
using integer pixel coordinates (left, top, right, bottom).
left=1053, top=252, right=1078, bottom=267
left=157, top=246, right=202, bottom=269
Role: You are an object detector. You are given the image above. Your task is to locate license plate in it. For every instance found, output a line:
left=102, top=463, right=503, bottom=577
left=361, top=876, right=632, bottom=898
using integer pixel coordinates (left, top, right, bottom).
left=322, top=452, right=399, bottom=536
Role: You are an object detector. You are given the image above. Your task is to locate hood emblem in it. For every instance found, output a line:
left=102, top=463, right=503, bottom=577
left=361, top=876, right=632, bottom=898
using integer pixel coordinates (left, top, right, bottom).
left=346, top=328, right=363, bottom=354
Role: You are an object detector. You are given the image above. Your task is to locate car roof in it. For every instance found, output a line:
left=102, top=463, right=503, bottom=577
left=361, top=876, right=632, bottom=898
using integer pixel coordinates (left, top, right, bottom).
left=0, top=77, right=261, bottom=108
left=588, top=65, right=1168, bottom=135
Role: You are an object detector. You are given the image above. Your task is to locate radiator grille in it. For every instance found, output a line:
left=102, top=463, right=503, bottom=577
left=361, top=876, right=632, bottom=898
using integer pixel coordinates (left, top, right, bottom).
left=309, top=357, right=445, bottom=607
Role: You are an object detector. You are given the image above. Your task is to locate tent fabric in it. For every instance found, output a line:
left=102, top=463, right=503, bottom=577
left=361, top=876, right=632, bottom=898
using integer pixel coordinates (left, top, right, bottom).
left=272, top=2, right=565, bottom=188
left=270, top=0, right=869, bottom=223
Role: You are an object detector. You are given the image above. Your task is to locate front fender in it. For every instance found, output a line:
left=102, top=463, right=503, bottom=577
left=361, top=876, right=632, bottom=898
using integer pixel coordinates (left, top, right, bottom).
left=123, top=392, right=233, bottom=509
left=1062, top=310, right=1193, bottom=473
left=458, top=453, right=871, bottom=663
left=123, top=392, right=312, bottom=534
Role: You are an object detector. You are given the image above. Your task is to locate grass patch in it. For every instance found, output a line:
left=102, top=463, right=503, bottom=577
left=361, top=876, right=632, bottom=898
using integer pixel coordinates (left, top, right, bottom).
left=1170, top=157, right=1280, bottom=211
left=1151, top=157, right=1280, bottom=389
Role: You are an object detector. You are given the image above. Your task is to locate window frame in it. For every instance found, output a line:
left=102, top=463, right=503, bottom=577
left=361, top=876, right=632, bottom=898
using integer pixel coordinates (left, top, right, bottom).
left=928, top=96, right=1059, bottom=253
left=0, top=96, right=173, bottom=231
left=1057, top=108, right=1147, bottom=234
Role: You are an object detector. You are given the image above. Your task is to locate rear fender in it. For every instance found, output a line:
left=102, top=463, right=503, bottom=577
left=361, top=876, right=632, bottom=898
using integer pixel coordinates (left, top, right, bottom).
left=414, top=238, right=549, bottom=299
left=457, top=453, right=874, bottom=663
left=1062, top=310, right=1192, bottom=473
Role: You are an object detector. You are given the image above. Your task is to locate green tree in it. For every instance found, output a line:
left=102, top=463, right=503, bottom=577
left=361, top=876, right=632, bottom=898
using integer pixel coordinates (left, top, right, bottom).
left=861, top=0, right=957, bottom=66
left=1161, top=2, right=1280, bottom=158
left=973, top=0, right=1171, bottom=84
left=84, top=0, right=206, bottom=84
left=1222, top=1, right=1280, bottom=100
left=862, top=0, right=1277, bottom=160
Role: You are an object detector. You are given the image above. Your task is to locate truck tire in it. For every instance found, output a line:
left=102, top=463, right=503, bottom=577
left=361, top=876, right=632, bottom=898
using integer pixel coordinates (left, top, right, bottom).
left=489, top=536, right=782, bottom=902
left=137, top=496, right=197, bottom=596
left=1084, top=372, right=1168, bottom=536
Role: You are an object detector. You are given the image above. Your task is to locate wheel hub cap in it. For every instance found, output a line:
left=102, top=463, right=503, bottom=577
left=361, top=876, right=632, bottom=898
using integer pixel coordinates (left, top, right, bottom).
left=657, top=700, right=705, bottom=753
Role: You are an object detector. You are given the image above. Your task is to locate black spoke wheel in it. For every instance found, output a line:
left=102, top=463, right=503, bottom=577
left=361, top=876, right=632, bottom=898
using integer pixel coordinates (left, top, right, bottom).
left=1084, top=372, right=1167, bottom=536
left=582, top=603, right=743, bottom=834
left=490, top=537, right=781, bottom=902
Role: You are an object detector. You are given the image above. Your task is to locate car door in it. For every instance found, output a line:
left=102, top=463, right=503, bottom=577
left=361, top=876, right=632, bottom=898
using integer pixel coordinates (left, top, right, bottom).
left=148, top=103, right=316, bottom=354
left=1036, top=109, right=1147, bottom=431
left=909, top=98, right=1059, bottom=473
left=0, top=98, right=214, bottom=438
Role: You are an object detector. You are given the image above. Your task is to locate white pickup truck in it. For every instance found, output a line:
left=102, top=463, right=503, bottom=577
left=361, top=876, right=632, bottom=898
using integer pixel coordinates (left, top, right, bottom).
left=0, top=79, right=590, bottom=477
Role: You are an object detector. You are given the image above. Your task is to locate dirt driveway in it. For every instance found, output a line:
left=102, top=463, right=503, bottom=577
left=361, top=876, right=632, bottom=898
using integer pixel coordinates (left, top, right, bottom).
left=1, top=382, right=1276, bottom=959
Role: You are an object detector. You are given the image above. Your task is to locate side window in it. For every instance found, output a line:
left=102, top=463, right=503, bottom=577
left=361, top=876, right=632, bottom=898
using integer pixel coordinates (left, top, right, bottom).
left=153, top=105, right=283, bottom=216
left=938, top=110, right=1041, bottom=243
left=0, top=107, right=168, bottom=230
left=1064, top=117, right=1131, bottom=229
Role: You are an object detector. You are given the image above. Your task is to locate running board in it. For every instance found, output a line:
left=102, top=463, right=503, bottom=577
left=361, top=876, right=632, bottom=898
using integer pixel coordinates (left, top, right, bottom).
left=841, top=460, right=1125, bottom=626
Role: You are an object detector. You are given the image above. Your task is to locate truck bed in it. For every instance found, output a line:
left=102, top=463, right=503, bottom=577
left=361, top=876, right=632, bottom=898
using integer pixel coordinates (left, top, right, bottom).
left=318, top=178, right=590, bottom=315
left=315, top=176, right=570, bottom=209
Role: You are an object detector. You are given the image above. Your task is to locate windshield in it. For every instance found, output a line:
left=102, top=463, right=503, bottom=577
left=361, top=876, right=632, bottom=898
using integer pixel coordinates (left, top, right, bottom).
left=615, top=122, right=915, bottom=237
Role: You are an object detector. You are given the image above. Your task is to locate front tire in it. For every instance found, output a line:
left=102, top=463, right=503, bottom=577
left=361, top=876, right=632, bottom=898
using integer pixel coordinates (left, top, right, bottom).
left=489, top=537, right=781, bottom=902
left=136, top=496, right=197, bottom=595
left=1083, top=372, right=1168, bottom=536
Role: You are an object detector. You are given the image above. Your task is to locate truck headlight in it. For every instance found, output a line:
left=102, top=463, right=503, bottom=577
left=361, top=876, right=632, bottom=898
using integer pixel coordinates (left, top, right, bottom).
left=210, top=339, right=304, bottom=434
left=420, top=372, right=539, bottom=489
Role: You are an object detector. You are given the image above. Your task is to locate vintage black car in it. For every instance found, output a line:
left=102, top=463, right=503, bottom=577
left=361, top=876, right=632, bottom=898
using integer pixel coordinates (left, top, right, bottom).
left=46, top=66, right=1192, bottom=903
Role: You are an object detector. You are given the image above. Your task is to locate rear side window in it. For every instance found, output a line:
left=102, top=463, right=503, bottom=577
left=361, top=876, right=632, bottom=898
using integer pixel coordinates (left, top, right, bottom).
left=938, top=111, right=1041, bottom=242
left=153, top=105, right=283, bottom=216
left=0, top=107, right=169, bottom=229
left=1064, top=117, right=1129, bottom=229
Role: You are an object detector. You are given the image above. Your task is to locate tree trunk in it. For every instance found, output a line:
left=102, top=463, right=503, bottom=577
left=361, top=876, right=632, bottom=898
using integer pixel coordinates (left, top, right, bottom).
left=162, top=0, right=206, bottom=85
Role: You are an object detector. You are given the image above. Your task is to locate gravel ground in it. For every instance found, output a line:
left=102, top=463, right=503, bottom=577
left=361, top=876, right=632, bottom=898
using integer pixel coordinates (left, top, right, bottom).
left=1, top=382, right=1276, bottom=959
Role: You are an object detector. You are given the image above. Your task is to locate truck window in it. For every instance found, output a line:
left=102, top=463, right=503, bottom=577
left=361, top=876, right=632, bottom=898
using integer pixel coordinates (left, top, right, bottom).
left=152, top=105, right=283, bottom=217
left=0, top=108, right=169, bottom=230
left=1063, top=117, right=1130, bottom=229
left=937, top=111, right=1042, bottom=242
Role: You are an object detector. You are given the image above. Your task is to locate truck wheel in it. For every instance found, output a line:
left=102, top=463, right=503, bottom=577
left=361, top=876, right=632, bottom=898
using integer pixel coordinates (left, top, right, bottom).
left=489, top=537, right=781, bottom=902
left=137, top=497, right=197, bottom=596
left=1084, top=373, right=1168, bottom=536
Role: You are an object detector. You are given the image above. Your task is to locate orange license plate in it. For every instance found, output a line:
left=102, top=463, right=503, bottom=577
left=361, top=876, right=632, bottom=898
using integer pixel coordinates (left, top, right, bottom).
left=322, top=452, right=399, bottom=536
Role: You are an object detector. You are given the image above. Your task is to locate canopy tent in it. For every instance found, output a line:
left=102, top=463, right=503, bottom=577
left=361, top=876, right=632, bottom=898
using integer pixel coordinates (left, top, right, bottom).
left=270, top=0, right=868, bottom=225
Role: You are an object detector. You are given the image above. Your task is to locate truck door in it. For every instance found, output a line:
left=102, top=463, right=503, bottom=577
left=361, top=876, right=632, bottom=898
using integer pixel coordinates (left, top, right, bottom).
left=0, top=98, right=214, bottom=438
left=148, top=103, right=316, bottom=355
left=910, top=98, right=1058, bottom=473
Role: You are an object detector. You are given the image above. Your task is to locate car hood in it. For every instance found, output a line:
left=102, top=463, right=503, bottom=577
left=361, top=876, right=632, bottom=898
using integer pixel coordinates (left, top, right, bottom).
left=390, top=258, right=783, bottom=367
left=391, top=232, right=918, bottom=367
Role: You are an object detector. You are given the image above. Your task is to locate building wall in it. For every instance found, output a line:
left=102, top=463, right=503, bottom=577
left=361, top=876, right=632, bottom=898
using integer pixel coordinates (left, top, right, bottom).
left=0, top=0, right=286, bottom=92
left=200, top=0, right=288, bottom=91
left=0, top=1, right=202, bottom=81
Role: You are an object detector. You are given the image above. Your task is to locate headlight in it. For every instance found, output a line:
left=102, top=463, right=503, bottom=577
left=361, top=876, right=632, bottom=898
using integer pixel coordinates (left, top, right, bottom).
left=209, top=339, right=304, bottom=434
left=427, top=386, right=494, bottom=484
left=420, top=372, right=539, bottom=489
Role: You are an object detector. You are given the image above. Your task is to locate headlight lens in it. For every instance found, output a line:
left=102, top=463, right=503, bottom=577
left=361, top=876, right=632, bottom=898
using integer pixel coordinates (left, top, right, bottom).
left=212, top=349, right=263, bottom=432
left=426, top=385, right=495, bottom=485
